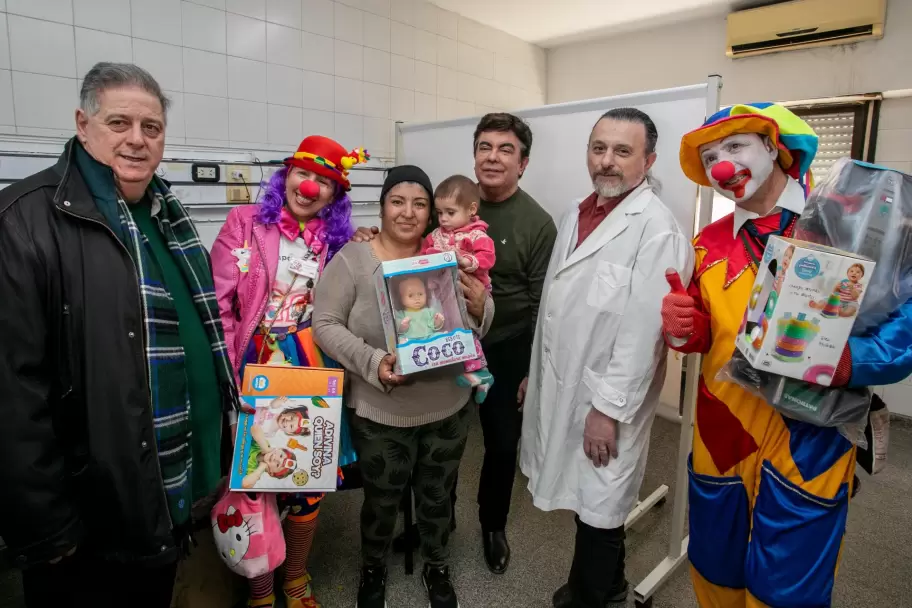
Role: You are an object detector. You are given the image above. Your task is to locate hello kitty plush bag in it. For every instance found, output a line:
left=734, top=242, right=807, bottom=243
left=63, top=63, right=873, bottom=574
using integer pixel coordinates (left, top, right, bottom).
left=211, top=489, right=286, bottom=578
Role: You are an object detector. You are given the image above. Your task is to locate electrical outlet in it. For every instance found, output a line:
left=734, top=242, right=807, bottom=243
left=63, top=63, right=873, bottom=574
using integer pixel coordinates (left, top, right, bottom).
left=191, top=163, right=220, bottom=182
left=227, top=165, right=250, bottom=183
left=226, top=186, right=250, bottom=203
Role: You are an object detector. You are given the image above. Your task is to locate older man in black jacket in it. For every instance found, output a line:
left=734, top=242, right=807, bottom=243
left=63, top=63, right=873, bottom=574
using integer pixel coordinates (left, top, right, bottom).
left=0, top=63, right=237, bottom=608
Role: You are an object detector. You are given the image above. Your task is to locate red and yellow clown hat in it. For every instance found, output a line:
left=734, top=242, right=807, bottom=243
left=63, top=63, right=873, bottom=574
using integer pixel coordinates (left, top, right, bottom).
left=285, top=135, right=370, bottom=191
left=680, top=102, right=818, bottom=195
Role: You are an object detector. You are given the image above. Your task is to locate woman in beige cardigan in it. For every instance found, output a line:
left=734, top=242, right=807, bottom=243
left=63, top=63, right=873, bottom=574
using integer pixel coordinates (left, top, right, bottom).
left=313, top=165, right=493, bottom=608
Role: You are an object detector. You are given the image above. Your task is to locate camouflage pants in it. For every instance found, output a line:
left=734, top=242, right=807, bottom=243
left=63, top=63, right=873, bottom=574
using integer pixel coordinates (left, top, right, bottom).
left=351, top=404, right=471, bottom=567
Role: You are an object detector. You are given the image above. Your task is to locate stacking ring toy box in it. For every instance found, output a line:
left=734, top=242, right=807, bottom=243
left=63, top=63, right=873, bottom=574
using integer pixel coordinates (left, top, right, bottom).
left=229, top=364, right=344, bottom=492
left=374, top=252, right=477, bottom=375
left=736, top=236, right=875, bottom=386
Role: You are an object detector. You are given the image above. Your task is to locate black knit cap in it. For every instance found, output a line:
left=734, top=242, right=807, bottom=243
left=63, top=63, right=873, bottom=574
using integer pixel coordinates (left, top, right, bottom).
left=380, top=165, right=434, bottom=205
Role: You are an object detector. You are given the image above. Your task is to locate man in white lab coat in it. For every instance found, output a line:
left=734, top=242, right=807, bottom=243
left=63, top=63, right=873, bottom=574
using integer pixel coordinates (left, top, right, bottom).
left=519, top=108, right=693, bottom=608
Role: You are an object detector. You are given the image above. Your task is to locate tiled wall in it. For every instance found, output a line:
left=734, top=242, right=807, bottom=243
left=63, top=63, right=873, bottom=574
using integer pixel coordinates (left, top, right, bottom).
left=0, top=0, right=546, bottom=158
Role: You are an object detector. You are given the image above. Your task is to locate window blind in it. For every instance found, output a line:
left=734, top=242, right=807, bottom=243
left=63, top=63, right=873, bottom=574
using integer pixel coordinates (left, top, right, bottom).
left=802, top=111, right=857, bottom=183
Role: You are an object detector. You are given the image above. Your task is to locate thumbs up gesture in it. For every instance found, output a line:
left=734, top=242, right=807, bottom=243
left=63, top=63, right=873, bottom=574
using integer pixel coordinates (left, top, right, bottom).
left=662, top=269, right=696, bottom=339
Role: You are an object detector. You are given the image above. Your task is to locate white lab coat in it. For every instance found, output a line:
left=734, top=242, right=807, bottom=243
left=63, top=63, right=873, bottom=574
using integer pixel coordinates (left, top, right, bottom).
left=520, top=181, right=693, bottom=529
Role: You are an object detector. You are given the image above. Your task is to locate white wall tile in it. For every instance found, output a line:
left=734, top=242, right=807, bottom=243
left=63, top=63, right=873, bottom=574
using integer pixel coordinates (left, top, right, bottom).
left=74, top=0, right=131, bottom=34
left=334, top=76, right=362, bottom=115
left=363, top=116, right=391, bottom=156
left=302, top=0, right=332, bottom=35
left=184, top=137, right=230, bottom=147
left=414, top=1, right=436, bottom=34
left=301, top=32, right=333, bottom=74
left=454, top=99, right=474, bottom=118
left=436, top=35, right=456, bottom=69
left=302, top=69, right=333, bottom=111
left=474, top=76, right=499, bottom=108
left=267, top=62, right=303, bottom=106
left=334, top=112, right=363, bottom=146
left=334, top=40, right=362, bottom=80
left=0, top=15, right=11, bottom=70
left=437, top=8, right=456, bottom=39
left=361, top=0, right=389, bottom=18
left=335, top=0, right=363, bottom=10
left=334, top=3, right=363, bottom=44
left=362, top=82, right=389, bottom=118
left=163, top=90, right=185, bottom=137
left=363, top=49, right=390, bottom=85
left=362, top=13, right=390, bottom=52
left=436, top=95, right=458, bottom=120
left=414, top=29, right=436, bottom=64
left=457, top=42, right=493, bottom=79
left=228, top=12, right=267, bottom=61
left=414, top=60, right=435, bottom=95
left=7, top=0, right=73, bottom=24
left=475, top=104, right=496, bottom=115
left=414, top=90, right=434, bottom=121
left=190, top=0, right=225, bottom=8
left=456, top=71, right=476, bottom=103
left=17, top=125, right=78, bottom=138
left=9, top=15, right=76, bottom=78
left=390, top=54, right=413, bottom=90
left=227, top=57, right=267, bottom=102
left=390, top=22, right=414, bottom=58
left=266, top=0, right=301, bottom=27
left=436, top=65, right=457, bottom=99
left=229, top=99, right=267, bottom=143
left=390, top=86, right=412, bottom=121
left=184, top=92, right=228, bottom=139
left=183, top=48, right=227, bottom=97
left=301, top=107, right=333, bottom=138
left=227, top=0, right=265, bottom=19
left=182, top=2, right=226, bottom=53
left=268, top=103, right=302, bottom=144
left=132, top=0, right=183, bottom=46
left=493, top=54, right=515, bottom=87
left=75, top=28, right=132, bottom=78
left=489, top=80, right=510, bottom=108
left=12, top=71, right=75, bottom=129
left=133, top=39, right=184, bottom=92
left=389, top=0, right=413, bottom=25
left=267, top=22, right=303, bottom=68
left=0, top=70, right=14, bottom=125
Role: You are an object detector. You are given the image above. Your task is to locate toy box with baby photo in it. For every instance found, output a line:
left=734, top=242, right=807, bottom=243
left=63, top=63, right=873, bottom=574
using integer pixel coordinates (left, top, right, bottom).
left=736, top=236, right=875, bottom=386
left=229, top=365, right=344, bottom=492
left=374, top=252, right=478, bottom=375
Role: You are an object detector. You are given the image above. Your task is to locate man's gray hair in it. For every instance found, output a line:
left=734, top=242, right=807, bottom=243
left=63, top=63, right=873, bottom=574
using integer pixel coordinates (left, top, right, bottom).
left=80, top=62, right=170, bottom=121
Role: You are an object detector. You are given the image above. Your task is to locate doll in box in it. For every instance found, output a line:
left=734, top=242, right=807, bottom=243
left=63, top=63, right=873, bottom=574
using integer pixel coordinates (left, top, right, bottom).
left=395, top=276, right=445, bottom=344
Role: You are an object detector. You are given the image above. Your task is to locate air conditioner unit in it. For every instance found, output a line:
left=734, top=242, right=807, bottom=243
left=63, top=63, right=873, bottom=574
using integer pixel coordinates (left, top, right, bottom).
left=727, top=0, right=886, bottom=59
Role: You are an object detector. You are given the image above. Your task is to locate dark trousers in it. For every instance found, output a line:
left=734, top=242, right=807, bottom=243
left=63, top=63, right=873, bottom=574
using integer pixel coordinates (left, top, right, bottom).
left=21, top=552, right=178, bottom=608
left=569, top=516, right=626, bottom=608
left=471, top=333, right=532, bottom=532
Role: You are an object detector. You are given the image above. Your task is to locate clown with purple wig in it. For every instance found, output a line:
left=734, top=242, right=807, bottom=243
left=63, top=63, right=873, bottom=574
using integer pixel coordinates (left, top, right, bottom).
left=211, top=135, right=368, bottom=608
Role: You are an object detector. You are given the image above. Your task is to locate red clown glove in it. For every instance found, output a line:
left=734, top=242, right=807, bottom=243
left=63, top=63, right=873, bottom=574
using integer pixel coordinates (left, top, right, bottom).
left=662, top=270, right=697, bottom=339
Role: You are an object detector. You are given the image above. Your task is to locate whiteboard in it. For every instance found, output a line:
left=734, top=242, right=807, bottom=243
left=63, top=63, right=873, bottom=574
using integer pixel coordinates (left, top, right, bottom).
left=398, top=83, right=714, bottom=415
left=398, top=83, right=709, bottom=240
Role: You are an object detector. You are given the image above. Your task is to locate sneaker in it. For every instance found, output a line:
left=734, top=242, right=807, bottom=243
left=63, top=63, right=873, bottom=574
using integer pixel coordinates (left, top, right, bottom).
left=356, top=566, right=388, bottom=608
left=422, top=564, right=459, bottom=608
left=871, top=407, right=890, bottom=474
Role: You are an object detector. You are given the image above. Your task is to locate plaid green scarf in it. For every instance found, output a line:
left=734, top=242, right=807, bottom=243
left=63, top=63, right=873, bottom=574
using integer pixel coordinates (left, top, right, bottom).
left=115, top=177, right=237, bottom=525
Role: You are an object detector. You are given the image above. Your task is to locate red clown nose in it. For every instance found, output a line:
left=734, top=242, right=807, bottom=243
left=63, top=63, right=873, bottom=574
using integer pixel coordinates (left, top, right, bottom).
left=298, top=179, right=320, bottom=199
left=711, top=161, right=737, bottom=184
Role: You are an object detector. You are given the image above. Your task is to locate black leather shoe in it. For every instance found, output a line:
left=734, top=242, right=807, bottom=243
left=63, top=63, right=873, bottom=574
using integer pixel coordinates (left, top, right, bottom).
left=482, top=530, right=510, bottom=574
left=552, top=581, right=629, bottom=607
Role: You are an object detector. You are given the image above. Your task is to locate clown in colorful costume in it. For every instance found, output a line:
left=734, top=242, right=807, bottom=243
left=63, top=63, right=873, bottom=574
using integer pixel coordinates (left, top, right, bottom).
left=662, top=103, right=912, bottom=608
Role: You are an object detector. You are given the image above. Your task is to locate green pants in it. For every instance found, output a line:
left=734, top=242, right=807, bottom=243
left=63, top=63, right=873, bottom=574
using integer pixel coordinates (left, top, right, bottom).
left=351, top=404, right=471, bottom=566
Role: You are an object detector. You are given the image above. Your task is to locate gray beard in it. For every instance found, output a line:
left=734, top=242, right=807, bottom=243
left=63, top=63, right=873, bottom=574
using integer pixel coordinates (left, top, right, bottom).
left=593, top=177, right=633, bottom=198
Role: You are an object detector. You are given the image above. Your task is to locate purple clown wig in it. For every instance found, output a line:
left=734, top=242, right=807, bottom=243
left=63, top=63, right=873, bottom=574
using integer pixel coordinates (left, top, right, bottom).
left=255, top=166, right=355, bottom=262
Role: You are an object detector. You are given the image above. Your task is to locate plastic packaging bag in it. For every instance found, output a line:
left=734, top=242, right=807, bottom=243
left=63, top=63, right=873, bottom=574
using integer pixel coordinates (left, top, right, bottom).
left=717, top=349, right=871, bottom=447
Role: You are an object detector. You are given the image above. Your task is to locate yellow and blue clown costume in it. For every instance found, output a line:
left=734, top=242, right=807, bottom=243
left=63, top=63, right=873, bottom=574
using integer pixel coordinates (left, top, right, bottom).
left=672, top=103, right=912, bottom=608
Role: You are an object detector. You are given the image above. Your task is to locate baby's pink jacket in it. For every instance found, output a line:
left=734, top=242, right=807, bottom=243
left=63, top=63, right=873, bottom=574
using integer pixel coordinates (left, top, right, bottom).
left=422, top=217, right=495, bottom=289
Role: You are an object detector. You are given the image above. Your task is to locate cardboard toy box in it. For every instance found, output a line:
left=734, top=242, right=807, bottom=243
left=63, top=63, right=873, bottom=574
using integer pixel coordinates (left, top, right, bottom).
left=736, top=236, right=875, bottom=386
left=373, top=252, right=478, bottom=375
left=229, top=365, right=344, bottom=492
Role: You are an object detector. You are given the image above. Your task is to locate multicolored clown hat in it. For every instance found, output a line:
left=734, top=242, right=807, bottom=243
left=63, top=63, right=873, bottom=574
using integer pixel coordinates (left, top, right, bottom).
left=680, top=102, right=819, bottom=196
left=285, top=135, right=370, bottom=191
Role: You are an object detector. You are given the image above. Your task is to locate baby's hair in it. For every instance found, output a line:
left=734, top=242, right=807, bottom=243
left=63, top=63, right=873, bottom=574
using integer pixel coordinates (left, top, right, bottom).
left=276, top=407, right=312, bottom=436
left=848, top=263, right=865, bottom=277
left=435, top=175, right=480, bottom=209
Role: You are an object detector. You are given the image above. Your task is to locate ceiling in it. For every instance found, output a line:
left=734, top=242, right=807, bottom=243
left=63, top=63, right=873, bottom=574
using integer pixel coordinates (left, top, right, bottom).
left=428, top=0, right=790, bottom=48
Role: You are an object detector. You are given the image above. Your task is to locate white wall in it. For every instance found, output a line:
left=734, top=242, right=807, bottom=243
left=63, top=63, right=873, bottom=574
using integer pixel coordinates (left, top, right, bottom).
left=0, top=0, right=546, bottom=159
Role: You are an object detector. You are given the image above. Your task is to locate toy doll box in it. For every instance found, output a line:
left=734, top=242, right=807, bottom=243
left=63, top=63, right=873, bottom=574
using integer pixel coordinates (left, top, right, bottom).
left=373, top=252, right=478, bottom=375
left=736, top=236, right=875, bottom=386
left=229, top=365, right=344, bottom=492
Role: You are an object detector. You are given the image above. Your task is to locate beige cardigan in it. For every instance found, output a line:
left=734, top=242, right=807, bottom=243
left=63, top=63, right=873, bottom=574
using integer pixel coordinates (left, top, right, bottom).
left=313, top=241, right=494, bottom=427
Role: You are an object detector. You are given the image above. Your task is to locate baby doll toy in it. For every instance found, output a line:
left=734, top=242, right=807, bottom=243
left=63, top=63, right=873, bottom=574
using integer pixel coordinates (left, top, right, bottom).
left=395, top=276, right=445, bottom=344
left=810, top=263, right=865, bottom=318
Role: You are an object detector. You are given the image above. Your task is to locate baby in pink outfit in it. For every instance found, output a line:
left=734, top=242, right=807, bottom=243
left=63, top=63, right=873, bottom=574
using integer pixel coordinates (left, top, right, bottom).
left=422, top=175, right=496, bottom=403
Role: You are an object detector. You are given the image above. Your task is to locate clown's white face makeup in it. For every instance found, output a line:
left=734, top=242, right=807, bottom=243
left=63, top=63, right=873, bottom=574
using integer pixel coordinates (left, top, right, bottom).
left=699, top=133, right=777, bottom=205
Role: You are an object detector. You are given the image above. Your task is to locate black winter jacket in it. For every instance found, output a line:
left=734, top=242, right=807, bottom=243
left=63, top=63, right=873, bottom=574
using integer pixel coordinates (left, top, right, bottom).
left=0, top=143, right=180, bottom=567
